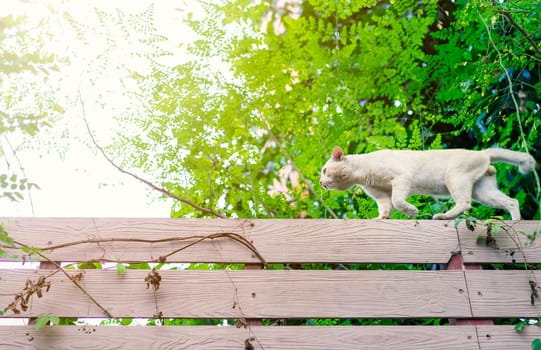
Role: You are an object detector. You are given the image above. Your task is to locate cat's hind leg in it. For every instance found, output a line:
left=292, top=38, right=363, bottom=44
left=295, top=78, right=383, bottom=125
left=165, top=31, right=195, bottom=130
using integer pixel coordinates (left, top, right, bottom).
left=433, top=177, right=473, bottom=220
left=472, top=175, right=520, bottom=220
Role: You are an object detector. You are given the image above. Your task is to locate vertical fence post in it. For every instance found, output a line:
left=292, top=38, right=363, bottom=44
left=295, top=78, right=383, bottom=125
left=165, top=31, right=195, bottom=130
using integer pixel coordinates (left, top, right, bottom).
left=446, top=254, right=493, bottom=326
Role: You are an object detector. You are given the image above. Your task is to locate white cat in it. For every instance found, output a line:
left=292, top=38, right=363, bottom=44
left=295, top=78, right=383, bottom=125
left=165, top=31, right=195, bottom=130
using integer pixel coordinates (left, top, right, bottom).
left=319, top=146, right=537, bottom=220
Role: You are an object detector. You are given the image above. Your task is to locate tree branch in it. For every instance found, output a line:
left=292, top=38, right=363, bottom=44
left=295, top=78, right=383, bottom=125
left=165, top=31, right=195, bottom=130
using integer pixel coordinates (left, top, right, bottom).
left=78, top=91, right=225, bottom=218
left=496, top=10, right=541, bottom=57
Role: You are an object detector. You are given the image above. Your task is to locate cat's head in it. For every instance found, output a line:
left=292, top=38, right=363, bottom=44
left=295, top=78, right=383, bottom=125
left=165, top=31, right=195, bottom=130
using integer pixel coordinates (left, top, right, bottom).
left=319, top=146, right=354, bottom=190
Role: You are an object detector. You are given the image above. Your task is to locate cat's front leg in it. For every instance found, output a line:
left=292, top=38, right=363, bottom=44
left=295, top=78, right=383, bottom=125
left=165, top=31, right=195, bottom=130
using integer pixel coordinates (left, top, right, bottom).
left=375, top=199, right=392, bottom=219
left=390, top=180, right=419, bottom=217
left=362, top=186, right=393, bottom=219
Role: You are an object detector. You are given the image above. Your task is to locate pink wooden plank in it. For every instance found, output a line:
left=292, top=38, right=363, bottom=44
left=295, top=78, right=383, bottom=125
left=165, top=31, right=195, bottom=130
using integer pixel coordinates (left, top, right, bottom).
left=0, top=325, right=480, bottom=350
left=1, top=218, right=460, bottom=264
left=459, top=220, right=541, bottom=264
left=466, top=270, right=541, bottom=318
left=477, top=325, right=541, bottom=350
left=0, top=269, right=471, bottom=319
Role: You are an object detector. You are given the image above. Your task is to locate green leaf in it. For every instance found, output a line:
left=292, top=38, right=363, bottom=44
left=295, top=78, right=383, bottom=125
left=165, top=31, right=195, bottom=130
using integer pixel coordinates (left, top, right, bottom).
left=77, top=261, right=102, bottom=269
left=21, top=246, right=41, bottom=255
left=120, top=318, right=134, bottom=325
left=127, top=262, right=151, bottom=270
left=514, top=320, right=527, bottom=332
left=116, top=262, right=127, bottom=275
left=35, top=315, right=61, bottom=329
left=34, top=316, right=50, bottom=330
left=454, top=217, right=464, bottom=229
left=49, top=315, right=60, bottom=325
left=0, top=226, right=15, bottom=248
left=532, top=338, right=541, bottom=350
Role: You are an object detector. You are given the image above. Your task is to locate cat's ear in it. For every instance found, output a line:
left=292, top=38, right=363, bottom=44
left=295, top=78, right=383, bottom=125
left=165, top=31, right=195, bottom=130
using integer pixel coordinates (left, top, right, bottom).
left=332, top=146, right=344, bottom=161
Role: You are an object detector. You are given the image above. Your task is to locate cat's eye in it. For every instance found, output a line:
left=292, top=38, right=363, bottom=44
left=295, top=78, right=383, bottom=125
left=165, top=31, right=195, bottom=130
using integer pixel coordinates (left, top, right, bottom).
left=323, top=168, right=327, bottom=175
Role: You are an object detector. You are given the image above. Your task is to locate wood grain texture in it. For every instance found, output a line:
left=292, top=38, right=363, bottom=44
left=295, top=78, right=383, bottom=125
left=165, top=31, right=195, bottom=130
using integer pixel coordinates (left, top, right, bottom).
left=477, top=325, right=541, bottom=350
left=1, top=219, right=538, bottom=349
left=466, top=270, right=541, bottom=317
left=459, top=220, right=541, bottom=264
left=0, top=325, right=480, bottom=350
left=0, top=269, right=471, bottom=319
left=0, top=218, right=459, bottom=263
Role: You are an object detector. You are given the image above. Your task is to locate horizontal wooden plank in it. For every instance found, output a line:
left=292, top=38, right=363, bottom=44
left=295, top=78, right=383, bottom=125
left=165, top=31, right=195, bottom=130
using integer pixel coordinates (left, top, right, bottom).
left=466, top=270, right=541, bottom=317
left=0, top=269, right=471, bottom=319
left=0, top=218, right=459, bottom=264
left=0, top=325, right=480, bottom=350
left=459, top=220, right=541, bottom=264
left=478, top=325, right=541, bottom=350
left=2, top=325, right=536, bottom=350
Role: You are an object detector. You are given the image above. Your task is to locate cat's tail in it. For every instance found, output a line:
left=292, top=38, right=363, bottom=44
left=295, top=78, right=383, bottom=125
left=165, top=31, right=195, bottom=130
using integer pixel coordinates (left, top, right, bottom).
left=485, top=148, right=537, bottom=174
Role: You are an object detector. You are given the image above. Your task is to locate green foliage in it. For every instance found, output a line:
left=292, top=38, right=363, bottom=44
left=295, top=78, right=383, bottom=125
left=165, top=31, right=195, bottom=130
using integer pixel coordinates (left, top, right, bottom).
left=427, top=0, right=540, bottom=217
left=533, top=338, right=541, bottom=350
left=0, top=14, right=60, bottom=137
left=515, top=319, right=528, bottom=332
left=113, top=0, right=539, bottom=220
left=127, top=262, right=152, bottom=270
left=1, top=9, right=65, bottom=208
left=116, top=263, right=127, bottom=275
left=77, top=261, right=102, bottom=269
left=0, top=1, right=537, bottom=332
left=0, top=173, right=39, bottom=202
left=100, top=318, right=135, bottom=326
left=34, top=315, right=60, bottom=329
left=160, top=318, right=222, bottom=326
left=0, top=224, right=14, bottom=248
left=187, top=263, right=245, bottom=270
left=0, top=11, right=65, bottom=134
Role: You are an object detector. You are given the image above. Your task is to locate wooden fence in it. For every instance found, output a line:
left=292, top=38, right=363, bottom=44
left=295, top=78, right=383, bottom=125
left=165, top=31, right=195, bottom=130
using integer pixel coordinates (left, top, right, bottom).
left=0, top=218, right=540, bottom=349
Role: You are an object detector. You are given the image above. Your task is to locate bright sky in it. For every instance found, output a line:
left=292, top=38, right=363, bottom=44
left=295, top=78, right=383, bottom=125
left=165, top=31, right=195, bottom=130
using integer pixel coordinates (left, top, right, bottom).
left=0, top=0, right=201, bottom=217
left=0, top=0, right=211, bottom=328
left=0, top=144, right=172, bottom=217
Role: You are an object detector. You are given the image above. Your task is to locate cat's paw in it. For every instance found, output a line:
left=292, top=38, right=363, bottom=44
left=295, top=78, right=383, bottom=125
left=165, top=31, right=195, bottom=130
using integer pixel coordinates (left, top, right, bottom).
left=432, top=213, right=447, bottom=220
left=404, top=207, right=419, bottom=217
left=376, top=209, right=391, bottom=219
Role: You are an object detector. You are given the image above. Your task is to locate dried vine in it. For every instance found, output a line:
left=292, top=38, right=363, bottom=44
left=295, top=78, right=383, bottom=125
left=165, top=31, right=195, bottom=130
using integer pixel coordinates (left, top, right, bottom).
left=9, top=232, right=266, bottom=266
left=2, top=230, right=267, bottom=328
left=481, top=220, right=540, bottom=306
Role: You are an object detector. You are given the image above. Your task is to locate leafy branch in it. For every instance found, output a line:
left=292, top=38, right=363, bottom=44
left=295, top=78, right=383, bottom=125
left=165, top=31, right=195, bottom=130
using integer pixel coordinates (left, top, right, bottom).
left=0, top=135, right=37, bottom=214
left=495, top=10, right=541, bottom=57
left=78, top=90, right=225, bottom=218
left=477, top=4, right=541, bottom=220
